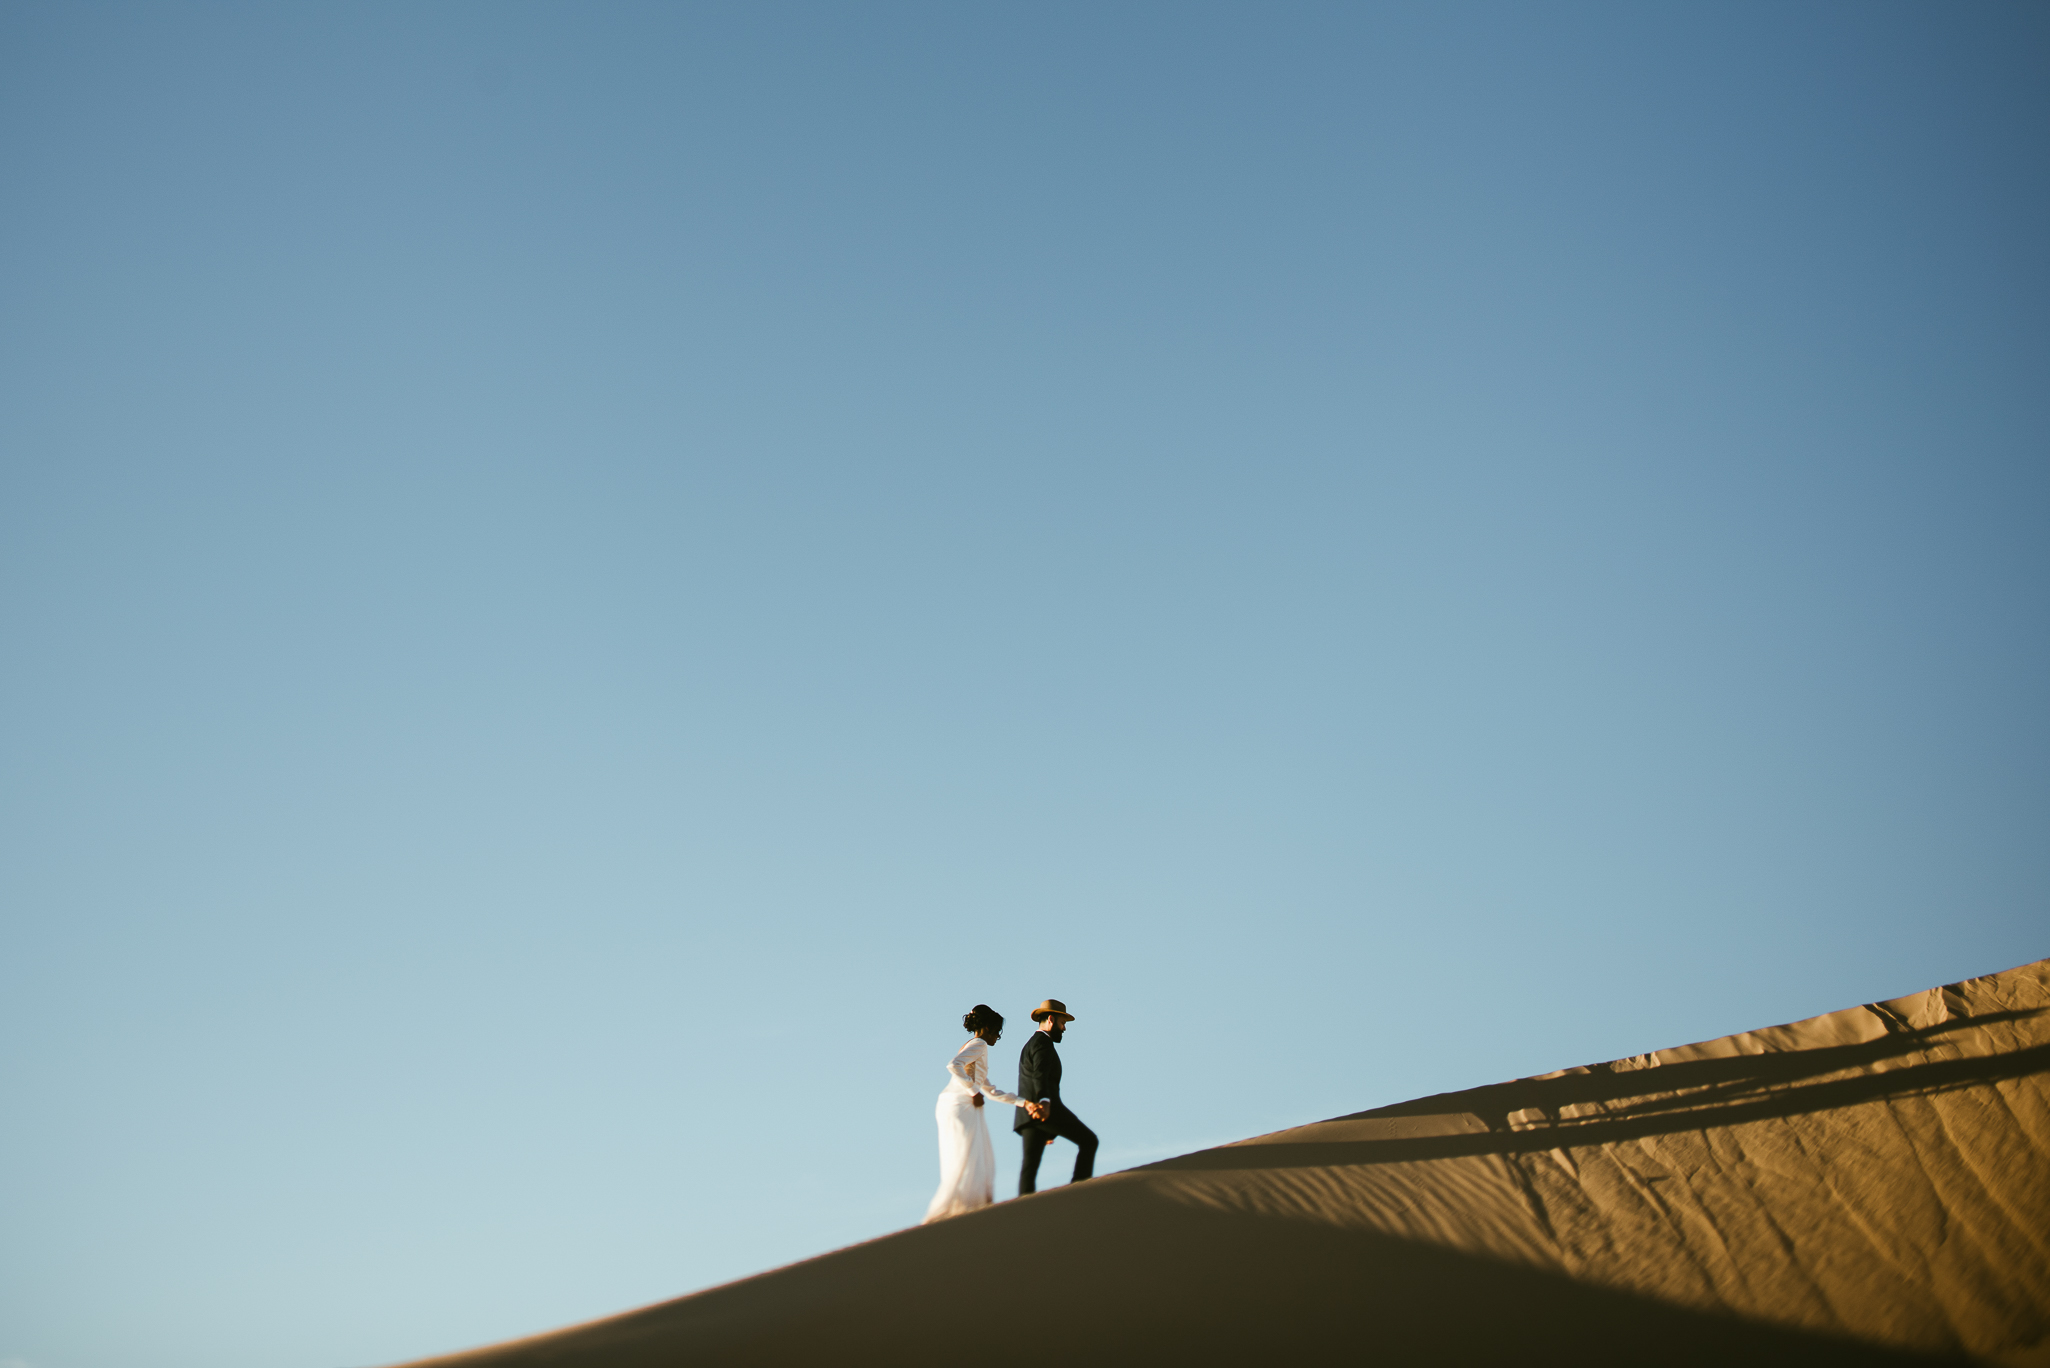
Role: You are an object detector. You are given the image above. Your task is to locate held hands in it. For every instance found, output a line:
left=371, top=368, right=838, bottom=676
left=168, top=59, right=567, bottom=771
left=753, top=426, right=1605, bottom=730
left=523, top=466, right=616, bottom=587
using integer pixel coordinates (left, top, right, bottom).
left=1024, top=1101, right=1050, bottom=1122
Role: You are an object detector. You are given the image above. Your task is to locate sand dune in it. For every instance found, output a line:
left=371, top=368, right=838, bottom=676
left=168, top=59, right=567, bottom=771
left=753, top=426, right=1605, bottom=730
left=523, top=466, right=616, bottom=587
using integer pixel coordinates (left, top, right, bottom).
left=395, top=959, right=2050, bottom=1366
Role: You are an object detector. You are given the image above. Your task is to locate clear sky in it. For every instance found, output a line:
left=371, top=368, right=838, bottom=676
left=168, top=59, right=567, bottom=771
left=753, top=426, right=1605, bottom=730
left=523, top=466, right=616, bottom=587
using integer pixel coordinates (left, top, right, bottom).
left=2, top=4, right=2045, bottom=1367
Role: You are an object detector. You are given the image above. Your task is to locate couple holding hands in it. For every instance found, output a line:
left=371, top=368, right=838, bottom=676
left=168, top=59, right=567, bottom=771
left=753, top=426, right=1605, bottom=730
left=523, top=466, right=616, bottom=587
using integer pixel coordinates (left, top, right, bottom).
left=922, top=999, right=1099, bottom=1223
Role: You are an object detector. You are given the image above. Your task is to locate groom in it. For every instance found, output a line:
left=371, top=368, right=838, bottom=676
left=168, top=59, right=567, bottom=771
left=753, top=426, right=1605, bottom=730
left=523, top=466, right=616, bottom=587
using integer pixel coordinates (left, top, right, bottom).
left=1015, top=998, right=1098, bottom=1194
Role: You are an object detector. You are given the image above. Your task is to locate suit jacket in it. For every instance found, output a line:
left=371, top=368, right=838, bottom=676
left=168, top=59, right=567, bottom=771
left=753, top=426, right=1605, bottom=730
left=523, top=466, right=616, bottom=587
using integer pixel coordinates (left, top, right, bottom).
left=1014, top=1031, right=1063, bottom=1132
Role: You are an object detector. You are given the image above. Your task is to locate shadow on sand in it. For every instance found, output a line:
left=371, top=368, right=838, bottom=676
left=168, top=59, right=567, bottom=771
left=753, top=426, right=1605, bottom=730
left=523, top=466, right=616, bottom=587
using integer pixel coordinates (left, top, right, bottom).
left=1147, top=1016, right=2050, bottom=1173
left=405, top=1137, right=1983, bottom=1368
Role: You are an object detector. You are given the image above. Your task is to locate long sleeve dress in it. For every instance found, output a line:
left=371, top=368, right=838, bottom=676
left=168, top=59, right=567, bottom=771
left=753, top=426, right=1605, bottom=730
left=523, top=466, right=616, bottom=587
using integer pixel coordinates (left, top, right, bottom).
left=922, top=1037, right=1032, bottom=1223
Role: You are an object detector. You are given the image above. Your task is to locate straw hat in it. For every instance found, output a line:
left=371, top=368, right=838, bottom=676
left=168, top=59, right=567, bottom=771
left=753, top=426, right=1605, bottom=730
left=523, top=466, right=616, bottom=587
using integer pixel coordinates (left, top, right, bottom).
left=1030, top=999, right=1075, bottom=1023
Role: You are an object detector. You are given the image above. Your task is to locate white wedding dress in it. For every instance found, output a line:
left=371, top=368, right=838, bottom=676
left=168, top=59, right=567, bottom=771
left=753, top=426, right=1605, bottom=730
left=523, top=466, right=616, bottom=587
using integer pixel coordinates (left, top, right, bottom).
left=922, top=1037, right=1032, bottom=1223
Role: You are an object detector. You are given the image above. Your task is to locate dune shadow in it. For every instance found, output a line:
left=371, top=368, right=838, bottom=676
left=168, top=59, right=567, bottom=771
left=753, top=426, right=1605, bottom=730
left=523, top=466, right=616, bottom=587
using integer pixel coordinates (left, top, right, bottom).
left=401, top=1166, right=1974, bottom=1368
left=1147, top=1021, right=2050, bottom=1173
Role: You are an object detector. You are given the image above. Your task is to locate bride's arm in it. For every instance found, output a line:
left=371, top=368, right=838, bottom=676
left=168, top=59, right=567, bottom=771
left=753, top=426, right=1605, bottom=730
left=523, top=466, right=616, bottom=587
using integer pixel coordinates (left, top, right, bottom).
left=968, top=1049, right=1029, bottom=1108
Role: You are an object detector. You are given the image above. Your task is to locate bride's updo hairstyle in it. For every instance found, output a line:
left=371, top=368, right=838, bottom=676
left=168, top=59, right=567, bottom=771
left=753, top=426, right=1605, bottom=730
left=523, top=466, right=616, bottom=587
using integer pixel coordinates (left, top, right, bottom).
left=963, top=1004, right=1003, bottom=1036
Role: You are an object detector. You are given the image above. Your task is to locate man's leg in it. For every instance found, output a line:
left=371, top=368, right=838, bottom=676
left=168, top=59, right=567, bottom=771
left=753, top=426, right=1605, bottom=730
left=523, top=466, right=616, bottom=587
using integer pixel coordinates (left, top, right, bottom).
left=1018, top=1127, right=1051, bottom=1195
left=1054, top=1111, right=1099, bottom=1182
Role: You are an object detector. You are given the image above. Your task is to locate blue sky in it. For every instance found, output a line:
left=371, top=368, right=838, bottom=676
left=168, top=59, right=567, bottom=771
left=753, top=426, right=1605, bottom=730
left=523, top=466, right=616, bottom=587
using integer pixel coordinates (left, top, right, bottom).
left=2, top=4, right=2045, bottom=1367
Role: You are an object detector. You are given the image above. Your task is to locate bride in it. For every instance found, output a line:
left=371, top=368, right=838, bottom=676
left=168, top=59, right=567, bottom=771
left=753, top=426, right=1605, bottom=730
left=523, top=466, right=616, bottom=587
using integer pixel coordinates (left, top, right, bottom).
left=923, top=1004, right=1047, bottom=1223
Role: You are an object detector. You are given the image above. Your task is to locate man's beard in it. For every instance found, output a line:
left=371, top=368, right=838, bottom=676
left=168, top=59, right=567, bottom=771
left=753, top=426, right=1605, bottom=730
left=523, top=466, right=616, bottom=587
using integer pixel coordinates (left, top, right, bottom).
left=1047, top=1024, right=1065, bottom=1043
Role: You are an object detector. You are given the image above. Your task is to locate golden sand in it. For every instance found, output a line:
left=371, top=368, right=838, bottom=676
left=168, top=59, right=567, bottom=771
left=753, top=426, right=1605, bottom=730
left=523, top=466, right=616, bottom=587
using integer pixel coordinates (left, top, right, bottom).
left=397, top=959, right=2050, bottom=1366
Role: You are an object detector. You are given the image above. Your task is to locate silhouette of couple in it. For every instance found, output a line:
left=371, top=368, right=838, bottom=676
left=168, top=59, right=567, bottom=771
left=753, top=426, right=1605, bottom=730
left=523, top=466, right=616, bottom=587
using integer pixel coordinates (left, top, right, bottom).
left=921, top=999, right=1098, bottom=1224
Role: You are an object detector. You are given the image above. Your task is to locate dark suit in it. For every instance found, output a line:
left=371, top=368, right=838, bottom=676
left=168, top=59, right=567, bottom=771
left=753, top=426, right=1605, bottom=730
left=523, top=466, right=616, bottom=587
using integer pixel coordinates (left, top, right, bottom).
left=1014, top=1030, right=1097, bottom=1193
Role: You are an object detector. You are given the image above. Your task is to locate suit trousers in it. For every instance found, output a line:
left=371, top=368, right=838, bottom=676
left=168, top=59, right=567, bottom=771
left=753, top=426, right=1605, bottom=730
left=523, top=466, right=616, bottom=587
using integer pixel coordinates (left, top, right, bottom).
left=1017, top=1108, right=1098, bottom=1194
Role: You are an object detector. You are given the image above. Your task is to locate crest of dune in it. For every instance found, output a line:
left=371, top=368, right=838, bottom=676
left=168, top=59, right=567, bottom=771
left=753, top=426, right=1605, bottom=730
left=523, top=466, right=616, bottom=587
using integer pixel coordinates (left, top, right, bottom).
left=394, top=959, right=2050, bottom=1367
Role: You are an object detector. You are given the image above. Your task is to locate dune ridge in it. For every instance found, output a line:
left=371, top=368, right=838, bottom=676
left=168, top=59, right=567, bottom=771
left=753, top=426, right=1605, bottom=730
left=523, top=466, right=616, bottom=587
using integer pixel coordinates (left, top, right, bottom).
left=394, top=959, right=2050, bottom=1366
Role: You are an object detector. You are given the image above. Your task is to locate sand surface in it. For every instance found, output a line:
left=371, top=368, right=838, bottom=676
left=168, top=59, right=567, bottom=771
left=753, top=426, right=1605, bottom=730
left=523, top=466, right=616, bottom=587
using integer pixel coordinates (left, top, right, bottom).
left=394, top=959, right=2050, bottom=1366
